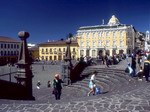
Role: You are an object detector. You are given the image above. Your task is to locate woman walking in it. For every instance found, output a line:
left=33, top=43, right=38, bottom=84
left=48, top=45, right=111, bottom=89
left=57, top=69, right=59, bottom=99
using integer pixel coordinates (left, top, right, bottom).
left=53, top=74, right=63, bottom=100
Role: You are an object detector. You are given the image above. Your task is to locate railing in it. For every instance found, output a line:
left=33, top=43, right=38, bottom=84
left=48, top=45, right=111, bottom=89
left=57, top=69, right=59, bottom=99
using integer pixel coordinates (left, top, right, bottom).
left=0, top=66, right=18, bottom=82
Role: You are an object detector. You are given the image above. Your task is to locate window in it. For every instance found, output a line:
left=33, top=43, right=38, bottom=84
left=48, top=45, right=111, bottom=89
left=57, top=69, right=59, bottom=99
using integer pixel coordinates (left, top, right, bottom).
left=63, top=48, right=65, bottom=52
left=120, top=40, right=123, bottom=46
left=58, top=48, right=61, bottom=51
left=54, top=48, right=56, bottom=51
left=93, top=32, right=96, bottom=38
left=98, top=41, right=102, bottom=46
left=73, top=48, right=75, bottom=52
left=106, top=40, right=109, bottom=46
left=49, top=56, right=52, bottom=60
left=87, top=41, right=90, bottom=47
left=42, top=49, right=44, bottom=54
left=54, top=56, right=57, bottom=60
left=4, top=44, right=6, bottom=48
left=113, top=32, right=115, bottom=38
left=113, top=40, right=116, bottom=46
left=87, top=33, right=90, bottom=38
left=11, top=44, right=13, bottom=48
left=14, top=51, right=16, bottom=55
left=11, top=51, right=13, bottom=55
left=1, top=44, right=3, bottom=48
left=93, top=41, right=96, bottom=47
left=46, top=48, right=48, bottom=52
left=17, top=44, right=19, bottom=49
left=99, top=32, right=102, bottom=37
left=1, top=51, right=3, bottom=56
left=50, top=48, right=52, bottom=52
left=45, top=56, right=48, bottom=61
left=106, top=32, right=109, bottom=37
left=14, top=44, right=16, bottom=48
left=41, top=56, right=44, bottom=60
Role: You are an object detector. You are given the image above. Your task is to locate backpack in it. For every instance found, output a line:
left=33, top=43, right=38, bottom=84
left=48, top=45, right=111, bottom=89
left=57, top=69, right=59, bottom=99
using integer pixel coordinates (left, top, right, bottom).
left=95, top=86, right=101, bottom=94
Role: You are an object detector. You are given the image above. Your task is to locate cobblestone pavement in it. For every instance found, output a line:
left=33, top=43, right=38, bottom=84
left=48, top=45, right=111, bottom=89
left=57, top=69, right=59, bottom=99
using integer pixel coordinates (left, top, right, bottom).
left=0, top=59, right=150, bottom=112
left=0, top=84, right=150, bottom=112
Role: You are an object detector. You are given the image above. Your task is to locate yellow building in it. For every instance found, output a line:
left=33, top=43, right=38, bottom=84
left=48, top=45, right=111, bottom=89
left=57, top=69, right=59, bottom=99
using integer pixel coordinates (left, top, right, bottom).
left=39, top=39, right=79, bottom=61
left=77, top=15, right=137, bottom=57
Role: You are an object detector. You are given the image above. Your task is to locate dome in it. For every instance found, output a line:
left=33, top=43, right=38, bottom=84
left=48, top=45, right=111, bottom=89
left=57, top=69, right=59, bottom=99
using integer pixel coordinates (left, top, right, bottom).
left=108, top=15, right=120, bottom=26
left=146, top=31, right=149, bottom=34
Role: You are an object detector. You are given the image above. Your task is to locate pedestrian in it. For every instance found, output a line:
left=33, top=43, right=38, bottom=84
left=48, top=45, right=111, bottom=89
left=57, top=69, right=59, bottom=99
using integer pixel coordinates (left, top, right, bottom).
left=87, top=71, right=97, bottom=96
left=137, top=54, right=142, bottom=68
left=36, top=81, right=41, bottom=89
left=53, top=74, right=64, bottom=100
left=143, top=55, right=150, bottom=82
left=131, top=57, right=136, bottom=77
left=105, top=54, right=109, bottom=67
left=47, top=80, right=51, bottom=88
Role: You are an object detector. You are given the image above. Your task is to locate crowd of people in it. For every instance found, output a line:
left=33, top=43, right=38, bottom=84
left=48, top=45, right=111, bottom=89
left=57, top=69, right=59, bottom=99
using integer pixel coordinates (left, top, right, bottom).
left=125, top=51, right=150, bottom=82
left=36, top=51, right=150, bottom=100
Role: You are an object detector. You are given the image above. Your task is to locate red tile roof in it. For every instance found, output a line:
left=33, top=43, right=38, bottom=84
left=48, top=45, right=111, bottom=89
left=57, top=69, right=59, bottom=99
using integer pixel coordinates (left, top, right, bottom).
left=0, top=36, right=20, bottom=43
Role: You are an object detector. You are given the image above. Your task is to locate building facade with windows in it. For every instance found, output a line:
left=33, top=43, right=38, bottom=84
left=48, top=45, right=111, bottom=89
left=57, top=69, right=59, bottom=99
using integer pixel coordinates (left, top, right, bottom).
left=39, top=40, right=79, bottom=61
left=77, top=15, right=137, bottom=57
left=0, top=36, right=20, bottom=65
left=145, top=31, right=150, bottom=52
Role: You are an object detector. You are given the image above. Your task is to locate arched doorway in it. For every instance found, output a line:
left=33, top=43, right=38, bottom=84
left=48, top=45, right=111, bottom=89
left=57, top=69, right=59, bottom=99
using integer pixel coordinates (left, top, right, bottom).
left=98, top=50, right=103, bottom=59
left=112, top=49, right=116, bottom=55
left=119, top=49, right=124, bottom=54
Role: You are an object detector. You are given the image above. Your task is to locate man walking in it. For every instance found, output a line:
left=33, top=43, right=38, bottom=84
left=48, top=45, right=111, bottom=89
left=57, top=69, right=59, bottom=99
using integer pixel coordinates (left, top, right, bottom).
left=143, top=54, right=150, bottom=82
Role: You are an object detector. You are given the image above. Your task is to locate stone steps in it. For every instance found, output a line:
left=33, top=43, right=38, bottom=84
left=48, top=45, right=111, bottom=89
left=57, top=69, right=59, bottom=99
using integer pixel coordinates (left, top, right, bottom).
left=69, top=65, right=138, bottom=98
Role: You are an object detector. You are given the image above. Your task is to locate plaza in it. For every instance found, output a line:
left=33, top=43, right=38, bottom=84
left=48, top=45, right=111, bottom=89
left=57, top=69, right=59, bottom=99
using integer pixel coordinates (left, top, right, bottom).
left=0, top=58, right=150, bottom=112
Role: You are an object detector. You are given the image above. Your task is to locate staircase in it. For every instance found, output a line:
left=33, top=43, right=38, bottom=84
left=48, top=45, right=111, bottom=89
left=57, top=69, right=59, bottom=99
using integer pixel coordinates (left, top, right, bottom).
left=68, top=65, right=138, bottom=98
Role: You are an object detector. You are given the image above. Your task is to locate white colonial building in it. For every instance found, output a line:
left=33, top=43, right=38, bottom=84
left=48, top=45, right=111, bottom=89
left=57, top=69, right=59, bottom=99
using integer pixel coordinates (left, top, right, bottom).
left=0, top=36, right=20, bottom=65
left=145, top=31, right=150, bottom=52
left=77, top=15, right=137, bottom=57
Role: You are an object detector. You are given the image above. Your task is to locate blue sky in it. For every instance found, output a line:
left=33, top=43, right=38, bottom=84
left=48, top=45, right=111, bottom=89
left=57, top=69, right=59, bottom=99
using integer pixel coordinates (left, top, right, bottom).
left=0, top=0, right=150, bottom=44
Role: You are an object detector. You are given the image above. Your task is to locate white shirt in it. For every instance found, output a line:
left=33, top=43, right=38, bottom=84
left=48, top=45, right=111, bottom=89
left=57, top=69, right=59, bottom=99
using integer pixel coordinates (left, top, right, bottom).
left=90, top=74, right=95, bottom=81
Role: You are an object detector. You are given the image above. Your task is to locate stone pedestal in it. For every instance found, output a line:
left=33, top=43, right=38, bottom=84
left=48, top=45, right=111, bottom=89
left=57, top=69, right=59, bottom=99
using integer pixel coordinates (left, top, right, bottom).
left=14, top=31, right=34, bottom=99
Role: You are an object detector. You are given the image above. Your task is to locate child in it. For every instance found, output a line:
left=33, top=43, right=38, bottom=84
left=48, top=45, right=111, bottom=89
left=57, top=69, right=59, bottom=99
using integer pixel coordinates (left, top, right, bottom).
left=36, top=81, right=41, bottom=89
left=47, top=81, right=51, bottom=88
